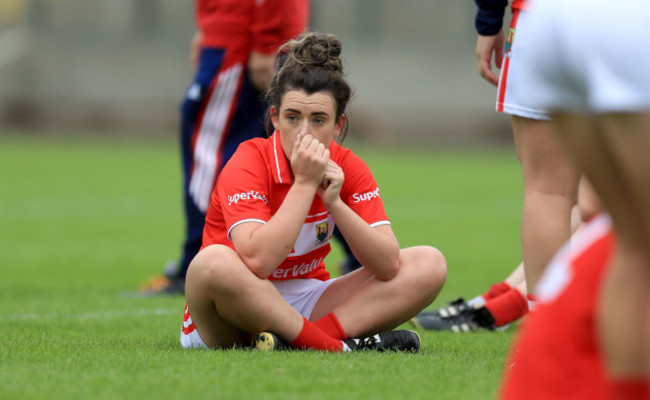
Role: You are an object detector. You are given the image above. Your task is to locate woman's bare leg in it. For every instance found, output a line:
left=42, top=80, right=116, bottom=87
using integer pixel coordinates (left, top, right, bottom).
left=185, top=245, right=305, bottom=348
left=512, top=115, right=581, bottom=291
left=311, top=246, right=447, bottom=338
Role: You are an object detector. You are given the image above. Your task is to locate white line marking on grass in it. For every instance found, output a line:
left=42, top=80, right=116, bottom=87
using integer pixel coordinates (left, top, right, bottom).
left=0, top=307, right=178, bottom=322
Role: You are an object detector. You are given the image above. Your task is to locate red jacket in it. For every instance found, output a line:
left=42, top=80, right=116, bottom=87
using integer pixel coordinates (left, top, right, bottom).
left=196, top=0, right=309, bottom=55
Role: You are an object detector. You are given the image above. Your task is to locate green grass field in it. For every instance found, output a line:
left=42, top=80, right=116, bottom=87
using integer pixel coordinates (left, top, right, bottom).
left=0, top=133, right=523, bottom=399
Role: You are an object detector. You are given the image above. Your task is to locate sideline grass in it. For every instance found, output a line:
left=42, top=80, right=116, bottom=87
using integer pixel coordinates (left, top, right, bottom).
left=0, top=133, right=522, bottom=399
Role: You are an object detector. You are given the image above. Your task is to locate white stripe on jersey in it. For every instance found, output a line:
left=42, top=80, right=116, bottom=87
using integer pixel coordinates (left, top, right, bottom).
left=189, top=63, right=243, bottom=212
left=370, top=220, right=391, bottom=228
left=227, top=218, right=267, bottom=240
left=273, top=133, right=283, bottom=183
left=534, top=213, right=612, bottom=302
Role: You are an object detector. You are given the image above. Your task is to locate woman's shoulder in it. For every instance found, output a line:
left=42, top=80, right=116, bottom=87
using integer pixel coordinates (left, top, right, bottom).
left=330, top=141, right=365, bottom=167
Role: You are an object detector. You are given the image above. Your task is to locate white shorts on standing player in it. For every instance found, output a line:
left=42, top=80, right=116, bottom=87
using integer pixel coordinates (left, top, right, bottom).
left=496, top=9, right=551, bottom=121
left=514, top=0, right=650, bottom=113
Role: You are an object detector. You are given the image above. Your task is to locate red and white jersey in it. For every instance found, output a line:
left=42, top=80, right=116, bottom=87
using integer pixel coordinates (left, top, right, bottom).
left=500, top=213, right=614, bottom=400
left=196, top=0, right=309, bottom=55
left=201, top=131, right=390, bottom=281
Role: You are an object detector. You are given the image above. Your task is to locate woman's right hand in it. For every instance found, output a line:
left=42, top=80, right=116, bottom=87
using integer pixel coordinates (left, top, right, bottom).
left=476, top=30, right=505, bottom=87
left=290, top=134, right=329, bottom=188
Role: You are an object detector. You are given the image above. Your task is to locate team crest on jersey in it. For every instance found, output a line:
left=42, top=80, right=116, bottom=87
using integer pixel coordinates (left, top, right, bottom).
left=316, top=222, right=328, bottom=243
left=505, top=27, right=515, bottom=53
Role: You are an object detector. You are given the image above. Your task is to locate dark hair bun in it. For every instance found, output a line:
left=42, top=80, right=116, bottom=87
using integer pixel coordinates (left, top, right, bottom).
left=283, top=32, right=344, bottom=74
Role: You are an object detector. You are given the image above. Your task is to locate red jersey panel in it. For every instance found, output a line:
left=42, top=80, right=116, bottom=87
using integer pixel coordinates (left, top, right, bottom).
left=511, top=0, right=529, bottom=10
left=196, top=0, right=309, bottom=54
left=202, top=131, right=390, bottom=281
left=500, top=214, right=614, bottom=400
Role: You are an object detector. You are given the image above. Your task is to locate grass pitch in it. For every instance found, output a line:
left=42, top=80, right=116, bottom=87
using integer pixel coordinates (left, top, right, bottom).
left=0, top=133, right=523, bottom=399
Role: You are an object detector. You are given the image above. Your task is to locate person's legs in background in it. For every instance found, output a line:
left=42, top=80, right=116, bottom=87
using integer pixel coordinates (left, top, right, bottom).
left=511, top=115, right=581, bottom=292
left=140, top=49, right=267, bottom=295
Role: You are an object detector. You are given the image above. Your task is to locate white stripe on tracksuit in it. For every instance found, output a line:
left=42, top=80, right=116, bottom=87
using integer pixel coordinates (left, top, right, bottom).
left=189, top=63, right=243, bottom=212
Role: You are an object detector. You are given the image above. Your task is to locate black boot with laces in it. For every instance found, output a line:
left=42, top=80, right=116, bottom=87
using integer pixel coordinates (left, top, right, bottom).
left=344, top=330, right=420, bottom=353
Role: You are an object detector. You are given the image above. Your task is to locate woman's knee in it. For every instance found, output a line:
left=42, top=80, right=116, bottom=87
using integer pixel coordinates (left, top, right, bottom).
left=401, top=246, right=447, bottom=292
left=186, top=245, right=243, bottom=289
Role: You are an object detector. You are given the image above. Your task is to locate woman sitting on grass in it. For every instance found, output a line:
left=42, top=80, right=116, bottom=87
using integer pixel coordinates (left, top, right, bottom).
left=180, top=32, right=447, bottom=352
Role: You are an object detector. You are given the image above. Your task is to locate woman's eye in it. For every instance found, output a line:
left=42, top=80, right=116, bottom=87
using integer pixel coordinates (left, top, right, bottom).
left=287, top=115, right=297, bottom=122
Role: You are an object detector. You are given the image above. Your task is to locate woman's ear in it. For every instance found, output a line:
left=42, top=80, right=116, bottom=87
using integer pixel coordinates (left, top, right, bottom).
left=334, top=114, right=347, bottom=137
left=270, top=105, right=279, bottom=130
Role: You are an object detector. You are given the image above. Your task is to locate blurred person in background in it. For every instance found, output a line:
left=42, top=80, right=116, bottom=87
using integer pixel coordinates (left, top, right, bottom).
left=506, top=0, right=650, bottom=397
left=423, top=0, right=581, bottom=331
left=139, top=0, right=309, bottom=295
left=474, top=0, right=580, bottom=297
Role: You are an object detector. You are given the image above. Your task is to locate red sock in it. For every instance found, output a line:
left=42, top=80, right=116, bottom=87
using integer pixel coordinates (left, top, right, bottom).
left=314, top=312, right=348, bottom=340
left=483, top=288, right=528, bottom=327
left=609, top=378, right=650, bottom=399
left=482, top=281, right=512, bottom=301
left=289, top=317, right=344, bottom=352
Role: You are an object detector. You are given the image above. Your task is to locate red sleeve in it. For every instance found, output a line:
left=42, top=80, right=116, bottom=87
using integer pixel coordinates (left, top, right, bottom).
left=251, top=0, right=309, bottom=54
left=336, top=148, right=390, bottom=227
left=216, top=142, right=273, bottom=237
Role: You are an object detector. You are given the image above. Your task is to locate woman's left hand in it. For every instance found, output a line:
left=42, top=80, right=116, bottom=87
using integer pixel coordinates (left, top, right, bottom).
left=317, top=160, right=344, bottom=206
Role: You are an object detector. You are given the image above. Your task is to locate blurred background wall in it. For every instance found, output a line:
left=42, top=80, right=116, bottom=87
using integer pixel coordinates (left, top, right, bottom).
left=0, top=0, right=512, bottom=145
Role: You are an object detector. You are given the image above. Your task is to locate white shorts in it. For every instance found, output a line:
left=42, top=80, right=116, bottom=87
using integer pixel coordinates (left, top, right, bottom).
left=496, top=9, right=551, bottom=121
left=271, top=278, right=337, bottom=320
left=180, top=278, right=337, bottom=349
left=515, top=0, right=650, bottom=114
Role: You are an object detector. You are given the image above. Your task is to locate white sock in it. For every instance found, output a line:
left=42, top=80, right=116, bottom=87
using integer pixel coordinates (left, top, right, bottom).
left=467, top=295, right=486, bottom=307
left=527, top=299, right=536, bottom=312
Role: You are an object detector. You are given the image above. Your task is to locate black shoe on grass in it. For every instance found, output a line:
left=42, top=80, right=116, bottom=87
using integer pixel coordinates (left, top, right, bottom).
left=255, top=329, right=421, bottom=353
left=411, top=298, right=470, bottom=330
left=412, top=300, right=497, bottom=333
left=344, top=330, right=420, bottom=353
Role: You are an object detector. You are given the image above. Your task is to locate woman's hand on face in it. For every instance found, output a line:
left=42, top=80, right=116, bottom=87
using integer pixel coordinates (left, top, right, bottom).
left=317, top=160, right=344, bottom=206
left=291, top=134, right=330, bottom=188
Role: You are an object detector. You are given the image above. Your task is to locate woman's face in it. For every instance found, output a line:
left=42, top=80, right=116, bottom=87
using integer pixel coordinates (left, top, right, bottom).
left=271, top=89, right=345, bottom=159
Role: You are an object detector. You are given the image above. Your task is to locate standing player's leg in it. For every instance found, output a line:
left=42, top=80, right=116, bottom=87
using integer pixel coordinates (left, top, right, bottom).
left=511, top=115, right=580, bottom=291
left=496, top=9, right=581, bottom=294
